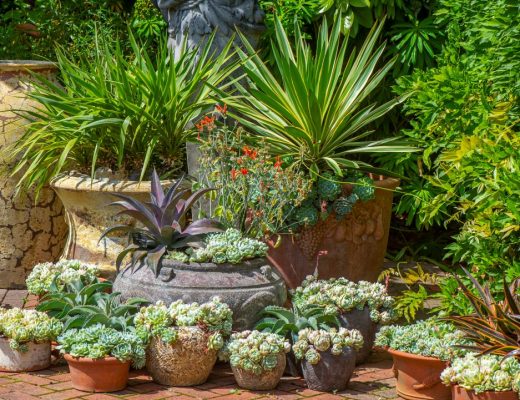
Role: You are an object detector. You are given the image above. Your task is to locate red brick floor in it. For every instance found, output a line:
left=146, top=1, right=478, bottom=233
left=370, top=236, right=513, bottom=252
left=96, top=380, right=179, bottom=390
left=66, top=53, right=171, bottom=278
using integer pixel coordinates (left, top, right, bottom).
left=0, top=290, right=398, bottom=400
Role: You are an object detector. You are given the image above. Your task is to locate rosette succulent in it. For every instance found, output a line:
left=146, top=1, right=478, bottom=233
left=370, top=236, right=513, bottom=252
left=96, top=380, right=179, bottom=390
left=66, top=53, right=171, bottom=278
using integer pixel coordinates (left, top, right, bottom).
left=224, top=330, right=291, bottom=375
left=57, top=324, right=146, bottom=368
left=293, top=328, right=364, bottom=365
left=293, top=275, right=395, bottom=324
left=26, top=259, right=99, bottom=295
left=134, top=297, right=232, bottom=350
left=0, top=308, right=62, bottom=351
left=441, top=353, right=520, bottom=394
left=375, top=318, right=470, bottom=361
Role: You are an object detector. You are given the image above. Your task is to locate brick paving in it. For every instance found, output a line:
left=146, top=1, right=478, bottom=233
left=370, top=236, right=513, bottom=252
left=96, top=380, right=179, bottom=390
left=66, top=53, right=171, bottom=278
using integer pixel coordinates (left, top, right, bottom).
left=0, top=290, right=398, bottom=400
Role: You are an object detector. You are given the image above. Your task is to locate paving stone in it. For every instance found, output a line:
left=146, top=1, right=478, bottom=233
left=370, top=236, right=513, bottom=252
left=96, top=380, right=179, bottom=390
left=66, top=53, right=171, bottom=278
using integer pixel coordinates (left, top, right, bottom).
left=14, top=373, right=56, bottom=386
left=0, top=390, right=42, bottom=400
left=2, top=381, right=53, bottom=396
left=39, top=388, right=89, bottom=399
left=81, top=394, right=119, bottom=400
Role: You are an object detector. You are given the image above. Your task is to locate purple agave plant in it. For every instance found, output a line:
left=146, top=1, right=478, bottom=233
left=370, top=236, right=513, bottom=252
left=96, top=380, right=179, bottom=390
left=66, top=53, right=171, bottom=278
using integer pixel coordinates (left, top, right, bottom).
left=100, top=170, right=223, bottom=276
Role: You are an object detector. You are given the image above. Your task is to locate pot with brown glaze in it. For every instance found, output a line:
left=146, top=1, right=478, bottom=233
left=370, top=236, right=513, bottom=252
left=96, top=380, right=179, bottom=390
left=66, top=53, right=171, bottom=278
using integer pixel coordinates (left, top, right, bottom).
left=64, top=354, right=130, bottom=392
left=232, top=353, right=286, bottom=390
left=451, top=385, right=518, bottom=400
left=388, top=348, right=450, bottom=400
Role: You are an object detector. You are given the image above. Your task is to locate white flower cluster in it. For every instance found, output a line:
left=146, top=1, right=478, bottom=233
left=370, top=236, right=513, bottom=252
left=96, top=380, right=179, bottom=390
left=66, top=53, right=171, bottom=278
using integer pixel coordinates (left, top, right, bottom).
left=293, top=275, right=395, bottom=323
left=26, top=260, right=99, bottom=295
left=441, top=353, right=520, bottom=394
left=293, top=328, right=364, bottom=365
left=0, top=308, right=62, bottom=352
left=226, top=330, right=291, bottom=375
left=375, top=318, right=469, bottom=361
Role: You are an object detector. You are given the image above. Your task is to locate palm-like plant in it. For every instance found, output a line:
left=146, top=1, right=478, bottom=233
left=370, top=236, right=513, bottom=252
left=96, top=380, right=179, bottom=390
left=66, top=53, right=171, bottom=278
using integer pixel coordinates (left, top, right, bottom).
left=225, top=15, right=415, bottom=178
left=100, top=171, right=223, bottom=276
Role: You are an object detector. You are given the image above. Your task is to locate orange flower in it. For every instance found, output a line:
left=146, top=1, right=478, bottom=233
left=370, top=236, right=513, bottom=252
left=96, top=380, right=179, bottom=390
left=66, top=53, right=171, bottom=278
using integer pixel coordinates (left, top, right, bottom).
left=230, top=169, right=238, bottom=180
left=215, top=104, right=227, bottom=115
left=274, top=156, right=282, bottom=170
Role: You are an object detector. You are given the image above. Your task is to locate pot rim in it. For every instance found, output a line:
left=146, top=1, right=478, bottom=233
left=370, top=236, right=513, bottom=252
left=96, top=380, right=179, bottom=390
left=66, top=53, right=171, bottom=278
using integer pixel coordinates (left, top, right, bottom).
left=0, top=337, right=50, bottom=345
left=63, top=353, right=130, bottom=364
left=387, top=348, right=447, bottom=363
left=452, top=384, right=517, bottom=395
left=147, top=256, right=271, bottom=273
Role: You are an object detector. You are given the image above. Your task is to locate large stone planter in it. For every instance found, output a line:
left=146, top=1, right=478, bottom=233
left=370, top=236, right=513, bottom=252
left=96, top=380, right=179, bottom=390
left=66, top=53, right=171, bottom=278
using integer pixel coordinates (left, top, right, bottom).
left=0, top=338, right=51, bottom=372
left=0, top=61, right=67, bottom=288
left=268, top=177, right=399, bottom=288
left=114, top=257, right=287, bottom=330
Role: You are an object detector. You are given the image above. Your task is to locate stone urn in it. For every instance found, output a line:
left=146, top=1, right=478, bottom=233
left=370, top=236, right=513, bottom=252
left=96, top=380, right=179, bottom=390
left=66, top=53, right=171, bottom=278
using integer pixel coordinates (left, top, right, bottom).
left=0, top=61, right=67, bottom=288
left=268, top=177, right=399, bottom=288
left=113, top=257, right=287, bottom=330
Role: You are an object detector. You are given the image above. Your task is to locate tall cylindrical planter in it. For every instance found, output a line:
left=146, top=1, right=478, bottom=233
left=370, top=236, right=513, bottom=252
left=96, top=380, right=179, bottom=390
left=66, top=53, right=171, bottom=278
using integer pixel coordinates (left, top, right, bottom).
left=0, top=61, right=67, bottom=288
left=268, top=177, right=399, bottom=288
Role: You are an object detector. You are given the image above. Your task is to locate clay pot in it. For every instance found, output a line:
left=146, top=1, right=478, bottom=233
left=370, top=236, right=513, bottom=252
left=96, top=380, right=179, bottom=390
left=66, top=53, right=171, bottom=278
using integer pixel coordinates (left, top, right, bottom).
left=0, top=61, right=67, bottom=289
left=339, top=307, right=377, bottom=364
left=146, top=327, right=217, bottom=386
left=301, top=347, right=357, bottom=392
left=388, top=348, right=450, bottom=400
left=268, top=177, right=399, bottom=288
left=114, top=257, right=286, bottom=330
left=232, top=353, right=286, bottom=390
left=64, top=354, right=130, bottom=392
left=0, top=338, right=51, bottom=372
left=452, top=385, right=518, bottom=400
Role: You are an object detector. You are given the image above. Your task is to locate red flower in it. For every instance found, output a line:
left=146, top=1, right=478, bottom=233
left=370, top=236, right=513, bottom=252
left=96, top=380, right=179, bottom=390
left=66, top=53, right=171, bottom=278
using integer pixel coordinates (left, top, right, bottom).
left=230, top=169, right=238, bottom=180
left=274, top=156, right=282, bottom=170
left=240, top=168, right=248, bottom=175
left=196, top=115, right=216, bottom=133
left=242, top=146, right=252, bottom=156
left=250, top=150, right=258, bottom=160
left=215, top=104, right=227, bottom=115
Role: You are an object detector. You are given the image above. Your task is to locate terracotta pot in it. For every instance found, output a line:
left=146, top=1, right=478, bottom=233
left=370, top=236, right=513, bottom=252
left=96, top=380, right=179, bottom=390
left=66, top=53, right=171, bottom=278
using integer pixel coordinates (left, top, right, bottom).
left=388, top=348, right=450, bottom=400
left=339, top=307, right=377, bottom=364
left=146, top=327, right=217, bottom=386
left=452, top=385, right=518, bottom=400
left=0, top=338, right=51, bottom=371
left=64, top=354, right=130, bottom=392
left=301, top=347, right=356, bottom=392
left=0, top=61, right=67, bottom=289
left=268, top=177, right=399, bottom=288
left=232, top=353, right=286, bottom=390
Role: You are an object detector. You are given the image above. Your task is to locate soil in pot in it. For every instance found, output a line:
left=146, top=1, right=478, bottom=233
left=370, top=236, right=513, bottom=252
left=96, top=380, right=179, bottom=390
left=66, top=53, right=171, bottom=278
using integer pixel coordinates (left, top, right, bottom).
left=452, top=385, right=519, bottom=400
left=339, top=307, right=377, bottom=364
left=301, top=347, right=356, bottom=392
left=64, top=354, right=130, bottom=392
left=146, top=327, right=217, bottom=386
left=0, top=338, right=51, bottom=372
left=388, top=348, right=450, bottom=400
left=232, top=353, right=286, bottom=390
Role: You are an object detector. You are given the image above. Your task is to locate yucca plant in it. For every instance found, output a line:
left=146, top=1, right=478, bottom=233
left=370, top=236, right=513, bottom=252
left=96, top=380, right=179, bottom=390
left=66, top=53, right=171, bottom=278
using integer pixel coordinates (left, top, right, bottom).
left=100, top=171, right=223, bottom=276
left=225, top=15, right=416, bottom=178
left=447, top=268, right=520, bottom=359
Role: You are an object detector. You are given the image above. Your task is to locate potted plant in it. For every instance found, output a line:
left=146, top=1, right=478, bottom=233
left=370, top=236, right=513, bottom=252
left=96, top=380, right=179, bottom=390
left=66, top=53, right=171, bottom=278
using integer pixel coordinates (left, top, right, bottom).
left=293, top=327, right=363, bottom=392
left=375, top=318, right=469, bottom=400
left=441, top=353, right=520, bottom=400
left=223, top=330, right=291, bottom=390
left=292, top=275, right=395, bottom=363
left=57, top=324, right=145, bottom=392
left=134, top=297, right=232, bottom=386
left=0, top=308, right=62, bottom=371
left=221, top=16, right=416, bottom=288
left=107, top=172, right=287, bottom=330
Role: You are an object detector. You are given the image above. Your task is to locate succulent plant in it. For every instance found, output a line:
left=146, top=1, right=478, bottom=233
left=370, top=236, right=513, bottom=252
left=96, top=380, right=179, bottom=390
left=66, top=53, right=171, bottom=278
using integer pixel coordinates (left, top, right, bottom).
left=0, top=308, right=63, bottom=352
left=291, top=203, right=320, bottom=226
left=352, top=176, right=375, bottom=202
left=293, top=328, right=364, bottom=365
left=317, top=173, right=342, bottom=201
left=101, top=170, right=223, bottom=276
left=332, top=195, right=355, bottom=217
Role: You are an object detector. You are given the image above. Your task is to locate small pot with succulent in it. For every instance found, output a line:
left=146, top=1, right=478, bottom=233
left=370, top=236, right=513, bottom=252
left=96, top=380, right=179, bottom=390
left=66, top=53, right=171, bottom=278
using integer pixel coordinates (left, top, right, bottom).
left=134, top=297, right=232, bottom=386
left=223, top=330, right=291, bottom=390
left=0, top=308, right=62, bottom=372
left=58, top=324, right=146, bottom=392
left=375, top=318, right=469, bottom=400
left=293, top=276, right=395, bottom=364
left=293, top=327, right=363, bottom=392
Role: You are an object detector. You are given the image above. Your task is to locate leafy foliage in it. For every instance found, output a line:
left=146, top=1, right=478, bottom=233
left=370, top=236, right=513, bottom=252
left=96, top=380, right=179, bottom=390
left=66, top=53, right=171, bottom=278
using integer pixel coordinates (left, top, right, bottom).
left=131, top=0, right=166, bottom=50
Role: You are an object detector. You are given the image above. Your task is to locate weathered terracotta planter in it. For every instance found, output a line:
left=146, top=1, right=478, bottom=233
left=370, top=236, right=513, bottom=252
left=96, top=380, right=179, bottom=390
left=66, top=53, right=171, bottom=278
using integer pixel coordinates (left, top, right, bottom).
left=268, top=177, right=399, bottom=288
left=232, top=353, right=286, bottom=390
left=146, top=328, right=217, bottom=386
left=339, top=307, right=377, bottom=364
left=388, top=348, right=450, bottom=400
left=0, top=338, right=51, bottom=371
left=114, top=257, right=287, bottom=330
left=0, top=61, right=67, bottom=288
left=452, top=385, right=518, bottom=400
left=64, top=354, right=130, bottom=392
left=301, top=347, right=357, bottom=392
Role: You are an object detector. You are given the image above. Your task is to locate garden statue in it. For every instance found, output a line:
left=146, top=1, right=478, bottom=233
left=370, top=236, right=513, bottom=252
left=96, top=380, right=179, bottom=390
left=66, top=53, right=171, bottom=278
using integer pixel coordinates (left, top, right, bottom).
left=154, top=0, right=265, bottom=60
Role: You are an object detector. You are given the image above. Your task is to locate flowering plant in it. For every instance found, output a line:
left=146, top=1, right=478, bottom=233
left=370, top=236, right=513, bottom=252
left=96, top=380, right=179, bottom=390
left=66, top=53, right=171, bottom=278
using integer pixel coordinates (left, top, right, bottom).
left=441, top=353, right=520, bottom=394
left=26, top=260, right=99, bottom=295
left=292, top=276, right=395, bottom=324
left=134, top=297, right=232, bottom=350
left=0, top=308, right=62, bottom=351
left=223, top=330, right=290, bottom=375
left=375, top=318, right=469, bottom=361
left=57, top=324, right=146, bottom=368
left=293, top=328, right=364, bottom=365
